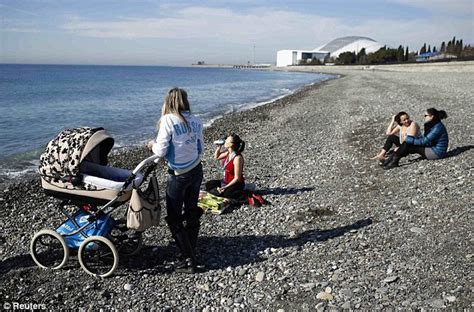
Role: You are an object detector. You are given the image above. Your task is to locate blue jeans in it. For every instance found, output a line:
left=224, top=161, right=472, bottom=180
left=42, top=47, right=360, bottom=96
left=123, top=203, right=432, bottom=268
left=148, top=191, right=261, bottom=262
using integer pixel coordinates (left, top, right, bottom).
left=165, top=163, right=203, bottom=236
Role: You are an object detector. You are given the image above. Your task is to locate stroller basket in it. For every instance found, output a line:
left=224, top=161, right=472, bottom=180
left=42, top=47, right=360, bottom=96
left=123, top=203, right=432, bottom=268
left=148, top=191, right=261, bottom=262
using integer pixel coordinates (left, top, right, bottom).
left=56, top=210, right=114, bottom=249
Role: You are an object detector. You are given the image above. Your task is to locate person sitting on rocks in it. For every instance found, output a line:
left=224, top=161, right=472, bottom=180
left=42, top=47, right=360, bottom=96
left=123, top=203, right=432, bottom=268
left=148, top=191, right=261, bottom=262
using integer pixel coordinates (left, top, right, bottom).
left=205, top=133, right=246, bottom=201
left=372, top=111, right=421, bottom=162
left=384, top=108, right=449, bottom=170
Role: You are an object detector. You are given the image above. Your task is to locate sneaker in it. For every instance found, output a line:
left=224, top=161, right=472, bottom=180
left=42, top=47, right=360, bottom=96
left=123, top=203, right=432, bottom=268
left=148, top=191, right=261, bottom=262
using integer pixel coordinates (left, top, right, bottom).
left=382, top=153, right=394, bottom=167
left=383, top=156, right=400, bottom=170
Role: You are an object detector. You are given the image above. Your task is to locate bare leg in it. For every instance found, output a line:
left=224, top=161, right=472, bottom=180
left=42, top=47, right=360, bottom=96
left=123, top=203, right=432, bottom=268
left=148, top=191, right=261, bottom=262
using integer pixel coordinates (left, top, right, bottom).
left=372, top=135, right=400, bottom=161
left=371, top=149, right=386, bottom=161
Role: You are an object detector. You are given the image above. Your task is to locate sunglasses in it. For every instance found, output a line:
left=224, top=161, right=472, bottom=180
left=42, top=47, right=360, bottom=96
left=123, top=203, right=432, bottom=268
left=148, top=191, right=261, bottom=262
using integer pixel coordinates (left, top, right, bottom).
left=424, top=114, right=432, bottom=117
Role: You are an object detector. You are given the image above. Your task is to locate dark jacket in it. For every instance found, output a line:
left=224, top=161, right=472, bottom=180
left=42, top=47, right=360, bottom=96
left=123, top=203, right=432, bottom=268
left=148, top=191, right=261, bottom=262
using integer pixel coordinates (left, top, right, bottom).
left=405, top=121, right=448, bottom=158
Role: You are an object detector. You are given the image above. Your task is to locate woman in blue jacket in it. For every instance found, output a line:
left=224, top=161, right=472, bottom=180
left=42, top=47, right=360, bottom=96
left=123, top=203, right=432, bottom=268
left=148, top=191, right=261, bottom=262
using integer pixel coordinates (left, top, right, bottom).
left=384, top=108, right=448, bottom=169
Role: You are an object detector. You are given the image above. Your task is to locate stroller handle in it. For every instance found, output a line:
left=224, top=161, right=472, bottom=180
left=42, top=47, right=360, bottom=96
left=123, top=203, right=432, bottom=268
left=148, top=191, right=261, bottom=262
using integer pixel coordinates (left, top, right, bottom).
left=132, top=154, right=161, bottom=175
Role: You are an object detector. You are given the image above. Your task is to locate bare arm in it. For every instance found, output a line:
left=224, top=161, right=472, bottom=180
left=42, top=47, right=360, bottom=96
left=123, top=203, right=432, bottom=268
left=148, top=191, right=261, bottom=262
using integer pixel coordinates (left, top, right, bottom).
left=214, top=146, right=228, bottom=160
left=389, top=126, right=400, bottom=136
left=385, top=115, right=398, bottom=135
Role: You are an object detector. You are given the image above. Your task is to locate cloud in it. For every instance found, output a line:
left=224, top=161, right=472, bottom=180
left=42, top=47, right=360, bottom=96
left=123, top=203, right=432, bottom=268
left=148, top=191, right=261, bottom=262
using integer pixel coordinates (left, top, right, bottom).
left=4, top=5, right=471, bottom=65
left=61, top=7, right=344, bottom=42
left=0, top=3, right=41, bottom=17
left=386, top=0, right=473, bottom=15
left=1, top=16, right=44, bottom=34
left=60, top=6, right=473, bottom=47
left=2, top=27, right=42, bottom=33
left=350, top=17, right=473, bottom=48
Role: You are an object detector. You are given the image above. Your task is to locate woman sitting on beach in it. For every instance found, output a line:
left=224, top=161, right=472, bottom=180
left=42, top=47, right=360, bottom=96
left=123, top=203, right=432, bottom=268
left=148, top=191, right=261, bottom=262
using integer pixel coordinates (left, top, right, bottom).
left=384, top=108, right=449, bottom=169
left=372, top=111, right=421, bottom=161
left=205, top=133, right=246, bottom=201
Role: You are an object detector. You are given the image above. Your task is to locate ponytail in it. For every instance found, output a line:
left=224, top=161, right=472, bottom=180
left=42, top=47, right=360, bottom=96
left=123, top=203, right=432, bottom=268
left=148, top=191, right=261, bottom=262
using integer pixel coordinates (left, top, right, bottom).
left=427, top=108, right=448, bottom=122
left=438, top=110, right=448, bottom=120
left=238, top=141, right=246, bottom=153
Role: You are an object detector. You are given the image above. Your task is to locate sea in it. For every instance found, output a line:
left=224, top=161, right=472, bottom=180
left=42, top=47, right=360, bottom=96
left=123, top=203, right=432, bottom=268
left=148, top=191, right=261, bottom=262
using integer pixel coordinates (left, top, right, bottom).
left=0, top=64, right=334, bottom=181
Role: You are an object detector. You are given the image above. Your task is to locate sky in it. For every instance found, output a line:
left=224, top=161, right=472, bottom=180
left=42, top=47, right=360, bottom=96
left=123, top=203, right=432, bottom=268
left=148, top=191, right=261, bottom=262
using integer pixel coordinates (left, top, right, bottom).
left=1, top=0, right=473, bottom=65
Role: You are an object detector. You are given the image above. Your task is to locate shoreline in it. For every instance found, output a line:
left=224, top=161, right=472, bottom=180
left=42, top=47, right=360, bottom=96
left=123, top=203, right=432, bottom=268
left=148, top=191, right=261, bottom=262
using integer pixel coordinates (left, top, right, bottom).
left=193, top=60, right=474, bottom=73
left=1, top=68, right=472, bottom=309
left=269, top=60, right=474, bottom=74
left=7, top=59, right=472, bottom=184
left=0, top=72, right=337, bottom=188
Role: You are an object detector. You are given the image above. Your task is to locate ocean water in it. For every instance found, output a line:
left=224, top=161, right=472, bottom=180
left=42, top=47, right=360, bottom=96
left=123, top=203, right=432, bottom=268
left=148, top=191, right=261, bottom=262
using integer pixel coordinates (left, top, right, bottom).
left=0, top=64, right=334, bottom=179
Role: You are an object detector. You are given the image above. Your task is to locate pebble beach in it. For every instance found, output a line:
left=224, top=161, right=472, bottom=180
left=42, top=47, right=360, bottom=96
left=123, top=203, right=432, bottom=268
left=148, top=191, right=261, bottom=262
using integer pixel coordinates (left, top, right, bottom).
left=1, top=63, right=473, bottom=310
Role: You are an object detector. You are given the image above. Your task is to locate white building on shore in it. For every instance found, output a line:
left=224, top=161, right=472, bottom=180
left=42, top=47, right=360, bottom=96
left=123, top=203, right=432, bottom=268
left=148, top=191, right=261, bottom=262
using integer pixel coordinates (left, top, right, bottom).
left=276, top=50, right=330, bottom=67
left=277, top=36, right=385, bottom=67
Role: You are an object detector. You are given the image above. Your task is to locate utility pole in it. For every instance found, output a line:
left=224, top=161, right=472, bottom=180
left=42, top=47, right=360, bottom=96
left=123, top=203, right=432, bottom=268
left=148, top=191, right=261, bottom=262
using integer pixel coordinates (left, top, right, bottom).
left=253, top=45, right=256, bottom=65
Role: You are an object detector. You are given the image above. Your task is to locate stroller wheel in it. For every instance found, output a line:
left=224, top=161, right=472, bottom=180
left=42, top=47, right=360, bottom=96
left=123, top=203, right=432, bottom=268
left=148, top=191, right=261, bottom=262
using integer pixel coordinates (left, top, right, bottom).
left=78, top=236, right=119, bottom=278
left=30, top=229, right=69, bottom=270
left=110, top=229, right=143, bottom=256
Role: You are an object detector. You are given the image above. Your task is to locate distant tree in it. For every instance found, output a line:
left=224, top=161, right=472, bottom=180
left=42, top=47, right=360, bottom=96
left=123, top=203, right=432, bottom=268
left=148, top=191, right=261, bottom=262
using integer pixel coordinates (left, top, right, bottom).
left=367, top=47, right=399, bottom=64
left=407, top=51, right=417, bottom=62
left=433, top=46, right=437, bottom=53
left=420, top=43, right=427, bottom=54
left=447, top=40, right=453, bottom=54
left=460, top=44, right=474, bottom=59
left=336, top=51, right=356, bottom=64
left=397, top=45, right=404, bottom=62
left=455, top=40, right=463, bottom=55
left=298, top=58, right=323, bottom=65
left=440, top=41, right=446, bottom=53
left=405, top=46, right=409, bottom=61
left=357, top=48, right=368, bottom=64
left=427, top=45, right=431, bottom=53
left=308, top=58, right=322, bottom=65
left=447, top=36, right=456, bottom=54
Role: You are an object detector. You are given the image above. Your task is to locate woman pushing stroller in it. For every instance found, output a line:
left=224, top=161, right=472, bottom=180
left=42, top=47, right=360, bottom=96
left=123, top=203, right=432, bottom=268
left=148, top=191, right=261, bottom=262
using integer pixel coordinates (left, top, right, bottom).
left=148, top=87, right=204, bottom=274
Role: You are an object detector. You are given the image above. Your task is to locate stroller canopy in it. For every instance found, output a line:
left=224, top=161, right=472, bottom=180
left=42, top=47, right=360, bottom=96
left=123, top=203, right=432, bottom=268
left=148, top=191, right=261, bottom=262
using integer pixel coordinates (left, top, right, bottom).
left=39, top=127, right=114, bottom=180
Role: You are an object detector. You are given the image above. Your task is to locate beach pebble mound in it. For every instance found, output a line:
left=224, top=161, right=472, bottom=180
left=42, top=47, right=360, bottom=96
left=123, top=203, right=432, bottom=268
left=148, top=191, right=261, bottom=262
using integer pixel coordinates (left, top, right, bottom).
left=0, top=69, right=472, bottom=310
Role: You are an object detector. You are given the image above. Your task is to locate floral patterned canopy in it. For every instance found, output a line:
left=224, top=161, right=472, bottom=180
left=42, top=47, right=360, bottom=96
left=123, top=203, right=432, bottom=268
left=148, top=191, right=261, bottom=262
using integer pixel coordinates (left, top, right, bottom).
left=39, top=127, right=114, bottom=181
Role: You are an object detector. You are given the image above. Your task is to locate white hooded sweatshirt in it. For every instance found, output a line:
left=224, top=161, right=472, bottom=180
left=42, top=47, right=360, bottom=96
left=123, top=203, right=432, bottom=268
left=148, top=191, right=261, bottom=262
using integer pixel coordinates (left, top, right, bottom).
left=152, top=112, right=204, bottom=175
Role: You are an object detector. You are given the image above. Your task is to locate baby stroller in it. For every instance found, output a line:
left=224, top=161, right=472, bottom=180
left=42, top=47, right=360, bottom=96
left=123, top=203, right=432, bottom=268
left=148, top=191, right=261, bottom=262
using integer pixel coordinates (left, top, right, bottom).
left=31, top=127, right=161, bottom=277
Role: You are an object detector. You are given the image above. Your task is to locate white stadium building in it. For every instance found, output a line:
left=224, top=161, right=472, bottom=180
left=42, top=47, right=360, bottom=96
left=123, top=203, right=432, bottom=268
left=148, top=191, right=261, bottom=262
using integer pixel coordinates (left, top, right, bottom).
left=276, top=36, right=385, bottom=67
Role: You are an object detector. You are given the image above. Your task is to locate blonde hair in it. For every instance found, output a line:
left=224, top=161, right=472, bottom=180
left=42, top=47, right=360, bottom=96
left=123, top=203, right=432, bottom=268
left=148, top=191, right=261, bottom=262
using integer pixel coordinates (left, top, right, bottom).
left=158, top=87, right=191, bottom=130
